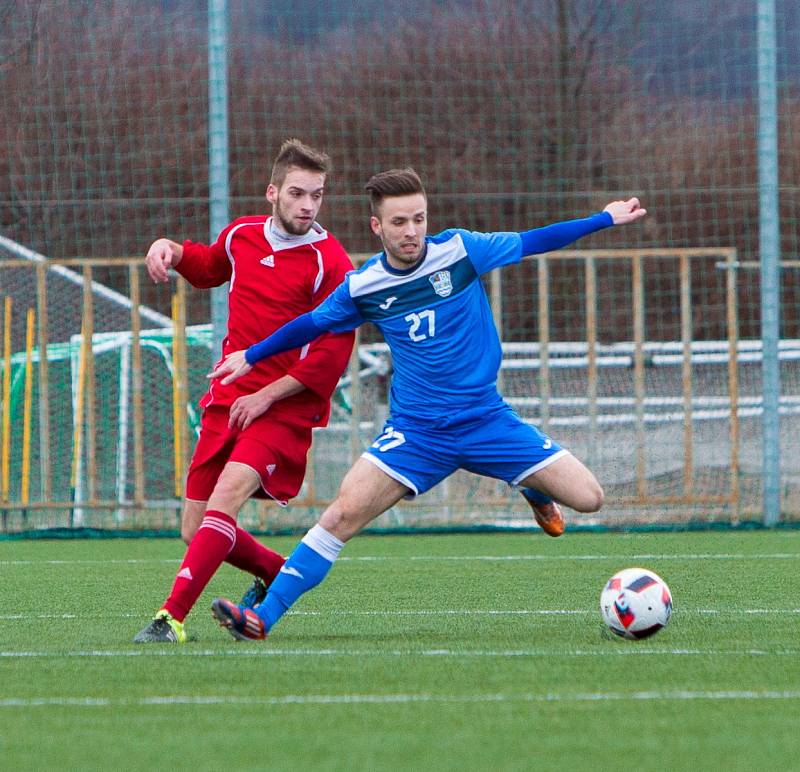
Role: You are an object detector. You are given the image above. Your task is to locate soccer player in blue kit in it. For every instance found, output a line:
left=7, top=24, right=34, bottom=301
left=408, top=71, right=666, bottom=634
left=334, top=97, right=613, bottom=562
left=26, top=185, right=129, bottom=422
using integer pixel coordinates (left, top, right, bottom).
left=207, top=168, right=647, bottom=640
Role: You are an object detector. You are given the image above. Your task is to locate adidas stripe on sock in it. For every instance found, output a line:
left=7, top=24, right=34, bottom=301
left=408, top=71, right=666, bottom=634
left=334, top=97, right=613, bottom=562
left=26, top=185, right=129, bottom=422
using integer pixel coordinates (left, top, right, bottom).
left=164, top=510, right=236, bottom=622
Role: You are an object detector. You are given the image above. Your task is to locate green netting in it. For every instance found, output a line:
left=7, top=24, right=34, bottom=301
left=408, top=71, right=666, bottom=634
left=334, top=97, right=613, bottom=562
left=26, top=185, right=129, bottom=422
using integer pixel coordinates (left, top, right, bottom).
left=1, top=1, right=799, bottom=532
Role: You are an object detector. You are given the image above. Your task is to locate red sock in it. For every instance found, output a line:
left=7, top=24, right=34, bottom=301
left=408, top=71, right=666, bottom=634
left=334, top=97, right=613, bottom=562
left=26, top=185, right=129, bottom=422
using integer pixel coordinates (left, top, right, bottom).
left=163, top=510, right=236, bottom=622
left=225, top=528, right=285, bottom=584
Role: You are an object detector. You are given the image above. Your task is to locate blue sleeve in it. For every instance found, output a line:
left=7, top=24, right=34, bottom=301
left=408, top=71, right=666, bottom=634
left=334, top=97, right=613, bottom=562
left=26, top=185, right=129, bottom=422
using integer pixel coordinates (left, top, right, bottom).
left=520, top=211, right=613, bottom=256
left=457, top=229, right=524, bottom=275
left=245, top=313, right=323, bottom=365
left=310, top=275, right=364, bottom=333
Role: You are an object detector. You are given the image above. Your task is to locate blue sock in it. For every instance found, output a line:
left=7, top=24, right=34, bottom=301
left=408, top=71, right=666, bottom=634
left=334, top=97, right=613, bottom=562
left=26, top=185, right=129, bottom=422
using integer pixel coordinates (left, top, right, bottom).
left=521, top=487, right=553, bottom=505
left=254, top=524, right=344, bottom=631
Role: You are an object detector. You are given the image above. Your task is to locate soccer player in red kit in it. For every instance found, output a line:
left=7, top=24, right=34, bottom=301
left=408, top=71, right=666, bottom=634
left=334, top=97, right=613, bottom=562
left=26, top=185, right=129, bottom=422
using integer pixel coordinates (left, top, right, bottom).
left=133, top=139, right=355, bottom=643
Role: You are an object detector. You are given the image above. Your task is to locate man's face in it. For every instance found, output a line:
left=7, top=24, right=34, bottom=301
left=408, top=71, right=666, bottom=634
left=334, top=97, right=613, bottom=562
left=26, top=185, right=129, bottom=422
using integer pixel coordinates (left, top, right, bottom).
left=267, top=167, right=325, bottom=235
left=370, top=193, right=428, bottom=268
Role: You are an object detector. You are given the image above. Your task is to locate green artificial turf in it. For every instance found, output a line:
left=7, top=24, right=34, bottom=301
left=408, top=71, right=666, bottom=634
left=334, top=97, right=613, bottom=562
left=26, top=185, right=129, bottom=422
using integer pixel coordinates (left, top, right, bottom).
left=1, top=531, right=799, bottom=770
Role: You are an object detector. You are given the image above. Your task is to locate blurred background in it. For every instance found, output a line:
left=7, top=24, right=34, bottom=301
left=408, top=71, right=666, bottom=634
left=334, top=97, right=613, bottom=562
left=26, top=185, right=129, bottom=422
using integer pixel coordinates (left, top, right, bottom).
left=0, top=0, right=797, bottom=532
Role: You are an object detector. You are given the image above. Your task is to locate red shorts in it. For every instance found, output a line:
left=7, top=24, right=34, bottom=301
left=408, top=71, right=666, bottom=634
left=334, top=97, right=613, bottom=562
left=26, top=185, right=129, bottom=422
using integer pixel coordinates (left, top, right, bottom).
left=184, top=405, right=313, bottom=505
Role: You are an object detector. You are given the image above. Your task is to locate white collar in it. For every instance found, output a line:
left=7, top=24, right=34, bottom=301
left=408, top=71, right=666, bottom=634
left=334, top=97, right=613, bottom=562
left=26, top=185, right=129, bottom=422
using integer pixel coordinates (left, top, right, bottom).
left=264, top=216, right=328, bottom=252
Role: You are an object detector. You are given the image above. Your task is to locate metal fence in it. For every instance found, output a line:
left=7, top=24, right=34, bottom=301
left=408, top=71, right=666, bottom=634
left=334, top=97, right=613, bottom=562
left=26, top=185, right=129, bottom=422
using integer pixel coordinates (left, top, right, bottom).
left=4, top=247, right=796, bottom=532
left=2, top=0, right=799, bottom=528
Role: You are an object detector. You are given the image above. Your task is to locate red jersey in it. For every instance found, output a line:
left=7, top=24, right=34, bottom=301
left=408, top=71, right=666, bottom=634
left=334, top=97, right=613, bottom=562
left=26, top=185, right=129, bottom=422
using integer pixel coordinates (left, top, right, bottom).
left=176, top=215, right=355, bottom=428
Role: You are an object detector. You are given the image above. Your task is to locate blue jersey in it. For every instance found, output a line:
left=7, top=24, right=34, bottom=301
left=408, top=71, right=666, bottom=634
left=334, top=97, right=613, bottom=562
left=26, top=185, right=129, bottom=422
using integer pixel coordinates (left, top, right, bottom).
left=311, top=229, right=522, bottom=422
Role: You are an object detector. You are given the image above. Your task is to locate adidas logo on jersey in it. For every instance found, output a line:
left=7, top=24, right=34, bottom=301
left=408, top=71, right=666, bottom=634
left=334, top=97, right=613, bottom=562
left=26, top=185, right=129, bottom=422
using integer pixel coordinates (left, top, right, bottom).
left=260, top=255, right=275, bottom=267
left=266, top=464, right=276, bottom=475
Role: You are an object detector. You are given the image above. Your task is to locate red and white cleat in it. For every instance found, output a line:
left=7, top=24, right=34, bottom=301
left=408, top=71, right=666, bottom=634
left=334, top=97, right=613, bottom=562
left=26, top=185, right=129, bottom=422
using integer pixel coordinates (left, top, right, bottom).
left=211, top=597, right=266, bottom=641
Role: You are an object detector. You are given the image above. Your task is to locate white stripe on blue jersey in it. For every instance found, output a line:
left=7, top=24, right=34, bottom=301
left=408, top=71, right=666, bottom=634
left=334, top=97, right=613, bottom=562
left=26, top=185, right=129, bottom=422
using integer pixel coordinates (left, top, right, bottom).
left=348, top=231, right=470, bottom=297
left=311, top=229, right=523, bottom=422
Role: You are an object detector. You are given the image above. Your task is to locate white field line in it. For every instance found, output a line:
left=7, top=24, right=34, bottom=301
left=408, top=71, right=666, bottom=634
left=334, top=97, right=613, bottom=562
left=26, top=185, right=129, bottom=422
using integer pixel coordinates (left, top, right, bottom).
left=2, top=552, right=800, bottom=566
left=1, top=690, right=800, bottom=708
left=0, top=610, right=585, bottom=620
left=354, top=553, right=800, bottom=562
left=292, top=608, right=800, bottom=616
left=2, top=647, right=799, bottom=659
left=1, top=608, right=799, bottom=621
left=0, top=559, right=180, bottom=565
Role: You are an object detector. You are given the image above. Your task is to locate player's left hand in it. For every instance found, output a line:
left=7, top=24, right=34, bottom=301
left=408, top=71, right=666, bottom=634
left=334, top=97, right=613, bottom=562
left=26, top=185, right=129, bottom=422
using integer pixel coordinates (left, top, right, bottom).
left=208, top=350, right=252, bottom=384
left=228, top=390, right=274, bottom=430
left=603, top=197, right=647, bottom=225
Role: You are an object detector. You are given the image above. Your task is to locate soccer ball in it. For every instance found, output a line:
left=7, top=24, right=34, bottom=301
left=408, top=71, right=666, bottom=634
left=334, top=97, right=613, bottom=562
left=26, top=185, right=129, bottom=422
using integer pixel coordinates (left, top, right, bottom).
left=600, top=567, right=673, bottom=640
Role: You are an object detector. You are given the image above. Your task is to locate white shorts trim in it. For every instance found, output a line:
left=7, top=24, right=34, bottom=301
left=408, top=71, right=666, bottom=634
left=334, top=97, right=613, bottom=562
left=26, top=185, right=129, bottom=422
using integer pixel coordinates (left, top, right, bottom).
left=511, top=449, right=569, bottom=487
left=225, top=461, right=288, bottom=507
left=361, top=452, right=418, bottom=499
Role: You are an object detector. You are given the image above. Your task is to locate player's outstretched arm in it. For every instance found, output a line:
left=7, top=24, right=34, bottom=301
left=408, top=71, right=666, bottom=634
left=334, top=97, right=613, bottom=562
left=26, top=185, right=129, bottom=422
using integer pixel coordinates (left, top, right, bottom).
left=518, top=198, right=647, bottom=257
left=603, top=197, right=647, bottom=225
left=208, top=312, right=326, bottom=385
left=145, top=238, right=183, bottom=283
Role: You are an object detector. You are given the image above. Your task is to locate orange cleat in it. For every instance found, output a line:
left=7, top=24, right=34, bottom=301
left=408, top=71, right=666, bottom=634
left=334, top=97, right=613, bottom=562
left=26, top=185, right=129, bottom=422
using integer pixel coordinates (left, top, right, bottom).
left=522, top=494, right=565, bottom=537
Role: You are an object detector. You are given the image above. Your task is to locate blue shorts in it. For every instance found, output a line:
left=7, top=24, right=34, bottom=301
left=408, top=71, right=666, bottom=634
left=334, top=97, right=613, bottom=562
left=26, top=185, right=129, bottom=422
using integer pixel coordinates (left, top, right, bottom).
left=362, top=402, right=566, bottom=497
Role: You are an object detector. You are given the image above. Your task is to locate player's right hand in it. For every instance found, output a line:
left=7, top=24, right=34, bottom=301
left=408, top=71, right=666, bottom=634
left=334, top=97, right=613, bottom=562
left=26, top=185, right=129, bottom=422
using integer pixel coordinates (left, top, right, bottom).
left=208, top=349, right=252, bottom=385
left=228, top=390, right=274, bottom=430
left=145, top=238, right=182, bottom=283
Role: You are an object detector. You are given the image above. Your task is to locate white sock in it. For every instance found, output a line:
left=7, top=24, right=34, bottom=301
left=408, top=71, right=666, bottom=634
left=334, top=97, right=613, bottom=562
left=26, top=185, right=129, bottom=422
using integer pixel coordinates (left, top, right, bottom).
left=301, top=524, right=345, bottom=563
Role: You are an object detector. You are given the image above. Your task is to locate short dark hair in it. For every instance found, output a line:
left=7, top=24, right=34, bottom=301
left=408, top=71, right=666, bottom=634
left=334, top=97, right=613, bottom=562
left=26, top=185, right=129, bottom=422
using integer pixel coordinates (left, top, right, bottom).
left=365, top=168, right=426, bottom=215
left=270, top=139, right=332, bottom=188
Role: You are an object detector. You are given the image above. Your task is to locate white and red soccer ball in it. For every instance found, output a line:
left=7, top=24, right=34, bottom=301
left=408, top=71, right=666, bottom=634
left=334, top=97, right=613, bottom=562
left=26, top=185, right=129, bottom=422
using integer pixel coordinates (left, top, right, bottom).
left=600, top=568, right=673, bottom=640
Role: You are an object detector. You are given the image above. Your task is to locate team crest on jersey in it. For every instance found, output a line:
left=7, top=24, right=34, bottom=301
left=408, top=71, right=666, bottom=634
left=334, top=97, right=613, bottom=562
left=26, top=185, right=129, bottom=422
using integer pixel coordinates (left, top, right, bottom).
left=260, top=255, right=275, bottom=267
left=429, top=270, right=453, bottom=297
